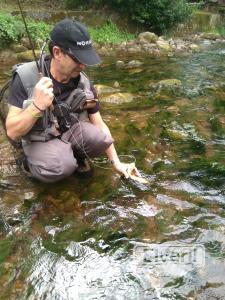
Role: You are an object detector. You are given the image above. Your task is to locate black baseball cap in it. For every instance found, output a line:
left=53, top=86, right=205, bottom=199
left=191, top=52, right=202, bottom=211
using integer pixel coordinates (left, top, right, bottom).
left=50, top=19, right=101, bottom=66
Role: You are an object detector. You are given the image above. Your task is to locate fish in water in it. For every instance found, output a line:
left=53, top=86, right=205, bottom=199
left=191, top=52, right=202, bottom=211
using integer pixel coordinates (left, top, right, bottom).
left=129, top=173, right=149, bottom=184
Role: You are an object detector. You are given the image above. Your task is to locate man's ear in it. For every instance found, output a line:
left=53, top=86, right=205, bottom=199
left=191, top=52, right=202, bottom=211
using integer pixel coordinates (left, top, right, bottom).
left=52, top=46, right=63, bottom=60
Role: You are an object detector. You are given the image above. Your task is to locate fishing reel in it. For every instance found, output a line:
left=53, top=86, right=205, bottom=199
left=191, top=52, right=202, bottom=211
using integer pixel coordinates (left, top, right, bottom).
left=52, top=102, right=73, bottom=133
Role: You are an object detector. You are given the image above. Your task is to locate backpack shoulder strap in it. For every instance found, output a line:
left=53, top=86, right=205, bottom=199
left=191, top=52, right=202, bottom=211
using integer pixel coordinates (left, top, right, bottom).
left=16, top=61, right=39, bottom=92
left=78, top=72, right=91, bottom=91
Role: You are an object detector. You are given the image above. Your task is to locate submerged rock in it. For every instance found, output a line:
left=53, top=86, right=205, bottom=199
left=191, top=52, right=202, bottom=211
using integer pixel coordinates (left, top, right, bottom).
left=148, top=79, right=183, bottom=98
left=125, top=60, right=143, bottom=69
left=100, top=92, right=135, bottom=104
left=94, top=84, right=121, bottom=96
left=156, top=79, right=182, bottom=88
left=116, top=60, right=125, bottom=69
left=164, top=128, right=189, bottom=141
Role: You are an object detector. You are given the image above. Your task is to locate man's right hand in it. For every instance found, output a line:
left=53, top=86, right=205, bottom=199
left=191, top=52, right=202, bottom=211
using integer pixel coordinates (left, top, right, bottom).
left=33, top=77, right=54, bottom=110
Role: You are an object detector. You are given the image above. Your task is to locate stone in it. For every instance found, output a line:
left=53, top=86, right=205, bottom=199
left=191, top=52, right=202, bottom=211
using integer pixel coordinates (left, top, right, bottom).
left=94, top=84, right=120, bottom=96
left=113, top=81, right=120, bottom=88
left=149, top=79, right=182, bottom=91
left=100, top=92, right=135, bottom=104
left=173, top=38, right=187, bottom=51
left=148, top=79, right=183, bottom=98
left=125, top=60, right=143, bottom=69
left=127, top=47, right=140, bottom=53
left=138, top=32, right=158, bottom=43
left=116, top=60, right=125, bottom=69
left=164, top=128, right=189, bottom=141
left=189, top=43, right=200, bottom=52
left=11, top=44, right=27, bottom=53
left=156, top=40, right=172, bottom=52
left=127, top=68, right=143, bottom=75
left=16, top=50, right=41, bottom=62
left=200, top=32, right=221, bottom=40
left=98, top=47, right=109, bottom=55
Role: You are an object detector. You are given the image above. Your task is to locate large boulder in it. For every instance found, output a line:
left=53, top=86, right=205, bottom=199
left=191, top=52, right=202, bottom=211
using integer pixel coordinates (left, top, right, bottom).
left=156, top=39, right=172, bottom=52
left=138, top=32, right=158, bottom=44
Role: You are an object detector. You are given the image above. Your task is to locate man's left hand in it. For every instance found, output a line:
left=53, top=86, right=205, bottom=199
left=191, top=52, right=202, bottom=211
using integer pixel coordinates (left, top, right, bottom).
left=113, top=161, right=141, bottom=179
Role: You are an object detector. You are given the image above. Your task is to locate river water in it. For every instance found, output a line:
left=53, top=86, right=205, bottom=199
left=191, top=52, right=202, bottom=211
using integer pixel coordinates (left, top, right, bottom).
left=0, top=41, right=225, bottom=299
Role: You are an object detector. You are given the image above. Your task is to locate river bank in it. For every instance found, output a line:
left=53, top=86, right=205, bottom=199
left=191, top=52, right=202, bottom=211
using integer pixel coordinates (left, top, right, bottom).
left=1, top=29, right=224, bottom=67
left=1, top=0, right=225, bottom=66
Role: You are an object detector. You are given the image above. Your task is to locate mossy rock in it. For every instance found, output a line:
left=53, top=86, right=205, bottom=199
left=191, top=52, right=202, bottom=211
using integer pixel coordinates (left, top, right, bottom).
left=125, top=60, right=143, bottom=69
left=16, top=50, right=41, bottom=62
left=100, top=92, right=135, bottom=104
left=149, top=79, right=183, bottom=98
left=94, top=84, right=120, bottom=96
left=138, top=32, right=158, bottom=43
left=200, top=32, right=221, bottom=40
left=10, top=44, right=28, bottom=53
left=156, top=40, right=172, bottom=52
left=163, top=128, right=189, bottom=141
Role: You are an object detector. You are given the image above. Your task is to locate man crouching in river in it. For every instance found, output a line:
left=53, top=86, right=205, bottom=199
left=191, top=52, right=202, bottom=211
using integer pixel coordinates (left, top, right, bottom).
left=5, top=18, right=140, bottom=183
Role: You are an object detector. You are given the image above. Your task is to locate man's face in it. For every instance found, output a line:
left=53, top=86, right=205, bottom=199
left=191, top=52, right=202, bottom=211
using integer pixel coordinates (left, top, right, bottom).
left=61, top=53, right=86, bottom=78
left=53, top=46, right=86, bottom=79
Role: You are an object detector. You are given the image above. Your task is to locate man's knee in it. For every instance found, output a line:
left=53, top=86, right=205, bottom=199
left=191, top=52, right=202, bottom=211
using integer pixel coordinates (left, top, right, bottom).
left=24, top=139, right=78, bottom=183
left=81, top=123, right=114, bottom=157
left=28, top=154, right=78, bottom=183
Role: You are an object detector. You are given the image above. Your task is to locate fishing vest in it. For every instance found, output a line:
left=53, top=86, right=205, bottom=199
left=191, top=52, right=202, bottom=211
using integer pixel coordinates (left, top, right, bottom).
left=15, top=56, right=92, bottom=142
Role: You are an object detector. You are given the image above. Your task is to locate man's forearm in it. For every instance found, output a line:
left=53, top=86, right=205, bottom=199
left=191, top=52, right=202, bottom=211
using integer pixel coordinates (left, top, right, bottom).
left=6, top=104, right=42, bottom=140
left=105, top=142, right=120, bottom=164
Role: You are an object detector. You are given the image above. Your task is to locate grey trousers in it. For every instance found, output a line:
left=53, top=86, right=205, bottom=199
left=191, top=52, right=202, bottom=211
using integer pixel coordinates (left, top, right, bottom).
left=22, top=121, right=113, bottom=183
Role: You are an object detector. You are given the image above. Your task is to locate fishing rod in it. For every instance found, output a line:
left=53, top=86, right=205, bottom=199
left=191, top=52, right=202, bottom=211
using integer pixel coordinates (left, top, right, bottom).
left=17, top=0, right=41, bottom=73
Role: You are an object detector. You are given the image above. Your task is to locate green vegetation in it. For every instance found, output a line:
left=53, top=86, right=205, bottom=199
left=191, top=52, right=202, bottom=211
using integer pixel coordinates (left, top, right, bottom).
left=207, top=24, right=225, bottom=37
left=0, top=11, right=51, bottom=48
left=89, top=20, right=135, bottom=44
left=66, top=0, right=194, bottom=34
left=0, top=12, right=23, bottom=45
left=0, top=11, right=134, bottom=48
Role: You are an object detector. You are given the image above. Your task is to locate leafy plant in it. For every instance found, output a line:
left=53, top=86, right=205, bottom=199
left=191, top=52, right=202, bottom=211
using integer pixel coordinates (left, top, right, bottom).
left=89, top=20, right=135, bottom=44
left=66, top=0, right=194, bottom=34
left=0, top=11, right=51, bottom=48
left=109, top=0, right=193, bottom=34
left=0, top=12, right=23, bottom=45
left=26, top=19, right=52, bottom=43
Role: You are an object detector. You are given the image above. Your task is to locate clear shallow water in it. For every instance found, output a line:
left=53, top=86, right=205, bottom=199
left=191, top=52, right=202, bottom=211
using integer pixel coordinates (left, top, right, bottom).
left=0, top=42, right=225, bottom=299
